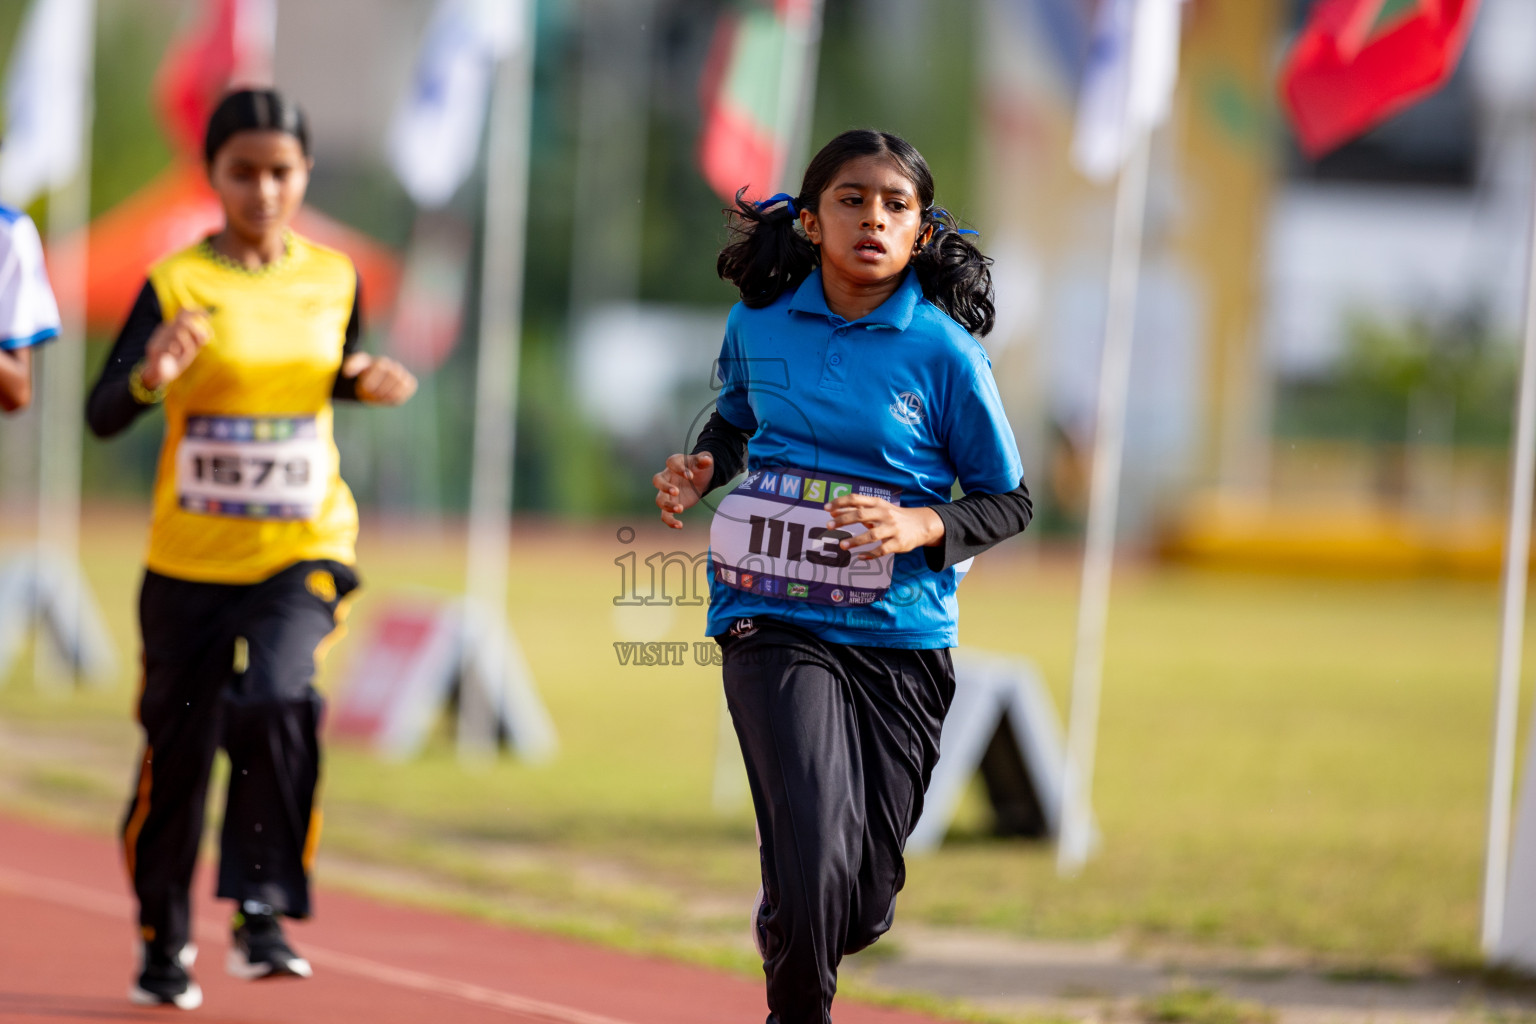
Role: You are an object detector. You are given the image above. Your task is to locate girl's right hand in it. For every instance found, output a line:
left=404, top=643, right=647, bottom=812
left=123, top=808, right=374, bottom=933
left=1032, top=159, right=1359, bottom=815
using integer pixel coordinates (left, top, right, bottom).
left=141, top=309, right=213, bottom=389
left=652, top=452, right=714, bottom=529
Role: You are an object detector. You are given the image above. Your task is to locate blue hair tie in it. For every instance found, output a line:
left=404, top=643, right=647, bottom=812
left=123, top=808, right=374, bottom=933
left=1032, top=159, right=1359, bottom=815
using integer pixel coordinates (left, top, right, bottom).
left=926, top=207, right=980, bottom=239
left=927, top=222, right=982, bottom=243
left=755, top=192, right=797, bottom=217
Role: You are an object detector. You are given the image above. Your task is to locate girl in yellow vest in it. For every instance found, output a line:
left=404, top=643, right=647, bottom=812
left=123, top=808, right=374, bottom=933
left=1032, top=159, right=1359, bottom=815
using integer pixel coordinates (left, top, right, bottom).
left=87, top=89, right=416, bottom=1010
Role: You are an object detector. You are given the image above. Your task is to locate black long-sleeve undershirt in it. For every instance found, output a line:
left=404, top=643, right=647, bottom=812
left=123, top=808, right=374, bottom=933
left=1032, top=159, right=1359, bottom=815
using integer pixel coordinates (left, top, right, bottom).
left=690, top=409, right=1032, bottom=573
left=86, top=278, right=365, bottom=439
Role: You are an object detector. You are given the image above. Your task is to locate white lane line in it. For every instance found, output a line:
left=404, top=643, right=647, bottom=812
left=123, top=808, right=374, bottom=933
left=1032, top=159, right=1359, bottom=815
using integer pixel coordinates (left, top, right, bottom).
left=0, top=864, right=639, bottom=1024
left=300, top=945, right=639, bottom=1024
left=0, top=865, right=131, bottom=917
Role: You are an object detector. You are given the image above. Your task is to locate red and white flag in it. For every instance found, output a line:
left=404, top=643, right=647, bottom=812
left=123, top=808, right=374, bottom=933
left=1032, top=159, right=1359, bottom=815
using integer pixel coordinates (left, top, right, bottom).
left=697, top=0, right=822, bottom=203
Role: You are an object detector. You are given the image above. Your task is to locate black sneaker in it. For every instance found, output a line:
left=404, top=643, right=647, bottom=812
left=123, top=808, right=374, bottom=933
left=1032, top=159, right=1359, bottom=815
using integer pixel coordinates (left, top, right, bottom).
left=227, top=901, right=312, bottom=980
left=129, top=942, right=202, bottom=1009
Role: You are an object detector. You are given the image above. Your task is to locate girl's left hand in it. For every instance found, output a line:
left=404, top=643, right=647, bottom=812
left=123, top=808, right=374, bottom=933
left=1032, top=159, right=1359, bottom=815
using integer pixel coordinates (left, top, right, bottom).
left=344, top=354, right=418, bottom=406
left=826, top=494, right=944, bottom=559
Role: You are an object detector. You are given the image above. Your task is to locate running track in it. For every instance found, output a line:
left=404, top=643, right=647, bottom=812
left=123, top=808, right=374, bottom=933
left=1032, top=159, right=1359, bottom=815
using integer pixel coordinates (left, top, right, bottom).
left=0, top=815, right=959, bottom=1023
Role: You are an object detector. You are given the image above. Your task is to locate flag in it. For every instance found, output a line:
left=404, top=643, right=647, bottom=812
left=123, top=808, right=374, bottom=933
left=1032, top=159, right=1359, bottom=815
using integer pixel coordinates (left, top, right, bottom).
left=1070, top=0, right=1185, bottom=184
left=155, top=0, right=276, bottom=158
left=698, top=0, right=820, bottom=203
left=386, top=0, right=524, bottom=209
left=0, top=0, right=95, bottom=207
left=1280, top=0, right=1480, bottom=158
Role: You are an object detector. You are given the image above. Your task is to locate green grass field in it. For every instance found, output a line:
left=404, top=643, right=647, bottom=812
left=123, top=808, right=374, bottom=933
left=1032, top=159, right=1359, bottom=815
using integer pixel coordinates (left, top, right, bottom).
left=0, top=506, right=1527, bottom=979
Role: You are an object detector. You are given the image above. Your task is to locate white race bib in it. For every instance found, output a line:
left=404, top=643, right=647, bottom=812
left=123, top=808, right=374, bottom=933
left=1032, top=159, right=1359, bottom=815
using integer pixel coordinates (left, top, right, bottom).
left=710, top=467, right=899, bottom=608
left=175, top=415, right=329, bottom=521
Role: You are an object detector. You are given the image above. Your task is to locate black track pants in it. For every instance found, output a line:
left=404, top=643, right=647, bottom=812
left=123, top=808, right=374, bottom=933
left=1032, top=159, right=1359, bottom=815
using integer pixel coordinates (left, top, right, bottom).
left=720, top=618, right=954, bottom=1024
left=121, top=560, right=357, bottom=954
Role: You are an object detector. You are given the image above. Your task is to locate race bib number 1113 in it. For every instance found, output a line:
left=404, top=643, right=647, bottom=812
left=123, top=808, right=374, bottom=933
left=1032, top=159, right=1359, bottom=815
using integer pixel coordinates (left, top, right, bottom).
left=710, top=467, right=899, bottom=607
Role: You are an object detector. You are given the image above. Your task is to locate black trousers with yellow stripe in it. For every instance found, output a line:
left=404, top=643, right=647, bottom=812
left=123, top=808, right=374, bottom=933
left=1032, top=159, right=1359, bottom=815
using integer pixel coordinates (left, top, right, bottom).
left=121, top=559, right=357, bottom=954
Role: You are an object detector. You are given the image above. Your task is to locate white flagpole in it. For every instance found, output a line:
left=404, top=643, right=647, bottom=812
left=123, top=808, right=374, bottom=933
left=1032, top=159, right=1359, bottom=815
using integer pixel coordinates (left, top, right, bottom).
left=33, top=0, right=95, bottom=689
left=460, top=0, right=536, bottom=759
left=1057, top=127, right=1153, bottom=876
left=1480, top=139, right=1536, bottom=955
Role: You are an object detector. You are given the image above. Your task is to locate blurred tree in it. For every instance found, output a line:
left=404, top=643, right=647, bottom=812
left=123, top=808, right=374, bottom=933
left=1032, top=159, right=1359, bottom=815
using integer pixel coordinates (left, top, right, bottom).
left=1276, top=306, right=1516, bottom=449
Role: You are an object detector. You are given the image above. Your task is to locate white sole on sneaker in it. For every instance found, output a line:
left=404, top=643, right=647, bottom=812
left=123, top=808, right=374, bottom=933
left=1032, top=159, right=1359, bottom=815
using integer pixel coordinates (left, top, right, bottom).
left=227, top=947, right=313, bottom=980
left=130, top=942, right=198, bottom=969
left=128, top=979, right=203, bottom=1010
left=128, top=941, right=201, bottom=1009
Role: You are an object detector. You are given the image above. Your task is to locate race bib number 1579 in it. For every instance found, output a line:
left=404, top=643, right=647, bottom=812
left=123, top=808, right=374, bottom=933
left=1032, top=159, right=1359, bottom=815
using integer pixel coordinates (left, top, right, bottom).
left=175, top=415, right=329, bottom=521
left=710, top=467, right=900, bottom=608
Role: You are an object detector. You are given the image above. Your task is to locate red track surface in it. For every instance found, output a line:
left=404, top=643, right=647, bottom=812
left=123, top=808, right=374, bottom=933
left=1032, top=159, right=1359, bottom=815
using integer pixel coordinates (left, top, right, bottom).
left=0, top=815, right=957, bottom=1023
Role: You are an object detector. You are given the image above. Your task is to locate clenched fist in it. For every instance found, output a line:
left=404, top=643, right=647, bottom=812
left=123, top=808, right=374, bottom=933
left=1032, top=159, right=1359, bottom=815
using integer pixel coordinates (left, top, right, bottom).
left=141, top=309, right=213, bottom=390
left=342, top=353, right=417, bottom=406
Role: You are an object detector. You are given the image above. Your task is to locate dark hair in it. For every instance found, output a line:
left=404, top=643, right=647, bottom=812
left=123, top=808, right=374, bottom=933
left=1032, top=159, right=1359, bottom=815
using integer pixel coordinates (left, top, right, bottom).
left=204, top=89, right=310, bottom=165
left=716, top=129, right=995, bottom=335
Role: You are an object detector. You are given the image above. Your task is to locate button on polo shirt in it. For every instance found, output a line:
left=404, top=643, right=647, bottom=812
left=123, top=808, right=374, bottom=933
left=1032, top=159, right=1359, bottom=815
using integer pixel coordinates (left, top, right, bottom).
left=709, top=267, right=1023, bottom=648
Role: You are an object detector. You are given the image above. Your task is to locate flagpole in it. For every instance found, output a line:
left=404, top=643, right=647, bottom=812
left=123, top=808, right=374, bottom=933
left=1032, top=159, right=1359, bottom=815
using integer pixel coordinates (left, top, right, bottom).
left=1480, top=130, right=1536, bottom=956
left=460, top=0, right=536, bottom=759
left=1057, top=127, right=1153, bottom=876
left=33, top=0, right=95, bottom=689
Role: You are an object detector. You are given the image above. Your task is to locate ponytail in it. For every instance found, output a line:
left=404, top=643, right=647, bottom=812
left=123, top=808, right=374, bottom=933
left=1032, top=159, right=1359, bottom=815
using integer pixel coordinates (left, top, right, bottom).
left=911, top=207, right=995, bottom=337
left=715, top=129, right=996, bottom=336
left=716, top=189, right=819, bottom=309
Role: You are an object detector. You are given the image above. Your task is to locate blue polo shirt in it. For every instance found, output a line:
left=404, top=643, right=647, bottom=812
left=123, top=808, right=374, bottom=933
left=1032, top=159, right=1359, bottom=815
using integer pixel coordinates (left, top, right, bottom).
left=705, top=267, right=1023, bottom=648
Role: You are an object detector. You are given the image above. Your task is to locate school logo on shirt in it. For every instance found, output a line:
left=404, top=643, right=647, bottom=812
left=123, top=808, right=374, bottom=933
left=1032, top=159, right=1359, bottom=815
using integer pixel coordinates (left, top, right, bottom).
left=890, top=390, right=924, bottom=426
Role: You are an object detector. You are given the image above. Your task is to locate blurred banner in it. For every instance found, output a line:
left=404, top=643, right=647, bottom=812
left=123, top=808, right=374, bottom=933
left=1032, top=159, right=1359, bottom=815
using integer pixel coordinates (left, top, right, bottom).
left=0, top=0, right=93, bottom=207
left=1281, top=0, right=1480, bottom=158
left=386, top=0, right=522, bottom=210
left=698, top=0, right=825, bottom=201
left=1071, top=0, right=1183, bottom=183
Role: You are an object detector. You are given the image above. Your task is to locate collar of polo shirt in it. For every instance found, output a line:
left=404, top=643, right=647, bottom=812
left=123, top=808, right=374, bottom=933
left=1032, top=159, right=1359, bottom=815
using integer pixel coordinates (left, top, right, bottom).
left=786, top=268, right=923, bottom=332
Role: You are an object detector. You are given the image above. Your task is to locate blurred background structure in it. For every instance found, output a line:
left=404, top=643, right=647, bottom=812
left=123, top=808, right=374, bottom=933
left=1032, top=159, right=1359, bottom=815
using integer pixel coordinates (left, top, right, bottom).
left=9, top=0, right=1536, bottom=1016
left=0, top=0, right=1526, bottom=547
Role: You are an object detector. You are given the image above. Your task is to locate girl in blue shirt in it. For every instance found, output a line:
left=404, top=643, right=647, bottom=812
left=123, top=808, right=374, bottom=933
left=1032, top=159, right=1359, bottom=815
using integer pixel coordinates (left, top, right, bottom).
left=653, top=129, right=1031, bottom=1024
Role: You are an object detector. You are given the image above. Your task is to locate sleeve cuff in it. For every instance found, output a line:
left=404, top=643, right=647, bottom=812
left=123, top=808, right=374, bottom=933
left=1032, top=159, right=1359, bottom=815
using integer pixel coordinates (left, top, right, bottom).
left=332, top=372, right=362, bottom=401
left=924, top=503, right=962, bottom=572
left=1, top=326, right=59, bottom=351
